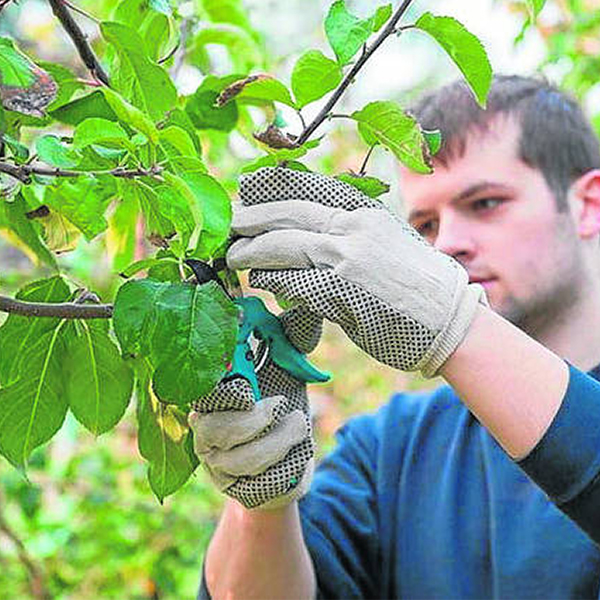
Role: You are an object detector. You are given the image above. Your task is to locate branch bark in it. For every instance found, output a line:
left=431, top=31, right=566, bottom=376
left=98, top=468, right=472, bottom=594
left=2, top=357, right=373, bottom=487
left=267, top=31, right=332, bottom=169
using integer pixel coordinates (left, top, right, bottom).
left=0, top=161, right=163, bottom=184
left=296, top=0, right=415, bottom=146
left=0, top=296, right=113, bottom=319
left=47, top=0, right=109, bottom=85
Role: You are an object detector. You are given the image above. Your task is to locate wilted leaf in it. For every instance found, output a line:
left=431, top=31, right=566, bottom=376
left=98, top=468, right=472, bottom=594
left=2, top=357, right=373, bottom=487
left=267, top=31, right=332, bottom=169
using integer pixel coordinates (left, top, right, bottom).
left=351, top=101, right=432, bottom=173
left=217, top=74, right=295, bottom=108
left=291, top=50, right=342, bottom=109
left=253, top=124, right=298, bottom=150
left=414, top=13, right=492, bottom=108
left=0, top=38, right=57, bottom=117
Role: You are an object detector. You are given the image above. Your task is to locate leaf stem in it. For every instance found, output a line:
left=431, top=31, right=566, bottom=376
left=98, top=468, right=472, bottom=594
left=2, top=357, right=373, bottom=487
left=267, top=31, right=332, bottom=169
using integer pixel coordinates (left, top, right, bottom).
left=47, top=0, right=109, bottom=85
left=0, top=296, right=113, bottom=319
left=62, top=0, right=99, bottom=23
left=359, top=144, right=377, bottom=175
left=296, top=0, right=415, bottom=146
left=0, top=161, right=163, bottom=184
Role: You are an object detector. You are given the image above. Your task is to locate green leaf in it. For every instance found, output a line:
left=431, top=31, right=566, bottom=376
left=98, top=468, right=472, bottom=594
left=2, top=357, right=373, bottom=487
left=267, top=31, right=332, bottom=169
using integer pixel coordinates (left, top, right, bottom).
left=153, top=175, right=199, bottom=247
left=0, top=37, right=36, bottom=87
left=36, top=135, right=81, bottom=168
left=160, top=108, right=202, bottom=156
left=119, top=256, right=180, bottom=278
left=119, top=179, right=174, bottom=239
left=336, top=173, right=390, bottom=198
left=373, top=4, right=392, bottom=32
left=526, top=0, right=546, bottom=18
left=423, top=129, right=442, bottom=156
left=185, top=75, right=239, bottom=132
left=414, top=13, right=492, bottom=108
left=190, top=24, right=262, bottom=72
left=73, top=118, right=131, bottom=151
left=101, top=21, right=177, bottom=121
left=180, top=172, right=231, bottom=258
left=50, top=90, right=118, bottom=126
left=0, top=194, right=56, bottom=268
left=44, top=177, right=115, bottom=241
left=0, top=325, right=68, bottom=470
left=113, top=279, right=238, bottom=405
left=351, top=101, right=432, bottom=173
left=201, top=0, right=254, bottom=33
left=3, top=133, right=29, bottom=163
left=291, top=50, right=343, bottom=109
left=158, top=126, right=199, bottom=161
left=240, top=156, right=309, bottom=173
left=107, top=192, right=138, bottom=272
left=136, top=366, right=198, bottom=502
left=324, top=0, right=373, bottom=65
left=102, top=88, right=158, bottom=144
left=0, top=276, right=69, bottom=386
left=64, top=321, right=134, bottom=436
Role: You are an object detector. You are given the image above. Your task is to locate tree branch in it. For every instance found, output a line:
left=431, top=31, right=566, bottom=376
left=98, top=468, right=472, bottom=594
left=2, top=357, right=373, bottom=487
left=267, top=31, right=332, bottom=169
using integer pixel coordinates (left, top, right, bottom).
left=47, top=0, right=109, bottom=85
left=296, top=0, right=415, bottom=146
left=359, top=144, right=376, bottom=175
left=0, top=161, right=163, bottom=184
left=0, top=490, right=51, bottom=600
left=0, top=296, right=113, bottom=319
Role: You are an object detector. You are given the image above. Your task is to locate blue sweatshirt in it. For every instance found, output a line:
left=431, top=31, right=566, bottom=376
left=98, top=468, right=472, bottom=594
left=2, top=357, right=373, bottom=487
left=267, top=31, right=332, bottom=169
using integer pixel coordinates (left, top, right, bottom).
left=299, top=363, right=600, bottom=599
left=198, top=363, right=600, bottom=599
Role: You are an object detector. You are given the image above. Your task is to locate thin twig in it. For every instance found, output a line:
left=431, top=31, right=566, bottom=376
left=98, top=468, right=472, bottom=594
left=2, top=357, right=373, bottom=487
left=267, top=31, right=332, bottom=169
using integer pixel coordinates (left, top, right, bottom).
left=62, top=0, right=99, bottom=23
left=170, top=18, right=191, bottom=79
left=47, top=0, right=109, bottom=85
left=0, top=161, right=163, bottom=184
left=0, top=490, right=51, bottom=600
left=0, top=295, right=113, bottom=319
left=296, top=0, right=415, bottom=146
left=359, top=144, right=376, bottom=175
left=296, top=110, right=307, bottom=129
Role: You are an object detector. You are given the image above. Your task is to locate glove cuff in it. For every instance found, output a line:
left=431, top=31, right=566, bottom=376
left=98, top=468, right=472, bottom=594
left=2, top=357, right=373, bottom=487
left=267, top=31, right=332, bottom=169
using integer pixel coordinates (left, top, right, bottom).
left=418, top=278, right=488, bottom=378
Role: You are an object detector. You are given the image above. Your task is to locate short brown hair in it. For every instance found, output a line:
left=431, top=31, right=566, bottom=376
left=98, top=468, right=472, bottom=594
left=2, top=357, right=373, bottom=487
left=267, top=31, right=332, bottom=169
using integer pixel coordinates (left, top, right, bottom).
left=410, top=75, right=600, bottom=210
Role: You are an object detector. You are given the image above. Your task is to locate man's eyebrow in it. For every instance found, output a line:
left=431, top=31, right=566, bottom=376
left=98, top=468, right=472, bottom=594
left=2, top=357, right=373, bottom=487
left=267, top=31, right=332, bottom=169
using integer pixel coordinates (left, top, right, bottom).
left=407, top=181, right=514, bottom=222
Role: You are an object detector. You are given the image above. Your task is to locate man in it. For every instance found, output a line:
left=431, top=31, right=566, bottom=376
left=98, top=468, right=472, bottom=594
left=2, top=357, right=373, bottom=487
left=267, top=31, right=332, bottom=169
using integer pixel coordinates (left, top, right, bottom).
left=192, top=75, right=600, bottom=599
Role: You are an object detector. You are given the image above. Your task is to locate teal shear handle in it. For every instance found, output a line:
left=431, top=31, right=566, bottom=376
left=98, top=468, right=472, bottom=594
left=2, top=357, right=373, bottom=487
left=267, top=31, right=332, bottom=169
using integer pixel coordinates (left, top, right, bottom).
left=225, top=297, right=330, bottom=401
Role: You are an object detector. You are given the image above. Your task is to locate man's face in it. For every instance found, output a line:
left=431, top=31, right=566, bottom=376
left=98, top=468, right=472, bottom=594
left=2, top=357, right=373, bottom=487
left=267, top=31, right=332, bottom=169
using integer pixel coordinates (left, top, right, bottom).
left=401, top=116, right=585, bottom=335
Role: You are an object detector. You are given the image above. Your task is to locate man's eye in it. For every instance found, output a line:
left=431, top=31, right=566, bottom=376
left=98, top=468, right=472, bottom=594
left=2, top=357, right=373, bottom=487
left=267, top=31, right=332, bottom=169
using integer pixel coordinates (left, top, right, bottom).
left=416, top=221, right=437, bottom=236
left=473, top=197, right=504, bottom=211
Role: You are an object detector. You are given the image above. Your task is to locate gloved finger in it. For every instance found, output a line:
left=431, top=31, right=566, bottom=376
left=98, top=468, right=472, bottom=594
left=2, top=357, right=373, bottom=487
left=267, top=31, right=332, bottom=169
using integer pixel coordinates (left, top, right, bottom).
left=231, top=201, right=352, bottom=237
left=203, top=463, right=237, bottom=492
left=204, top=410, right=308, bottom=477
left=240, top=166, right=383, bottom=211
left=279, top=306, right=323, bottom=354
left=189, top=395, right=283, bottom=453
left=191, top=376, right=255, bottom=413
left=227, top=230, right=343, bottom=271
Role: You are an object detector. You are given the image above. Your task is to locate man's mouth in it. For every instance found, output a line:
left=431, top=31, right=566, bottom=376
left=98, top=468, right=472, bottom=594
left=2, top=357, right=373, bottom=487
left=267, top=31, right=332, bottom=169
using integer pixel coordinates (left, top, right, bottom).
left=469, top=276, right=496, bottom=291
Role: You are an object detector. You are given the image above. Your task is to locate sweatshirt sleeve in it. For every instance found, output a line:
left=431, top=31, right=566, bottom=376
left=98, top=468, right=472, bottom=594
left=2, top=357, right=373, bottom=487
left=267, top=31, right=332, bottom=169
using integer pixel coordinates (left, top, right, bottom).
left=517, top=362, right=600, bottom=545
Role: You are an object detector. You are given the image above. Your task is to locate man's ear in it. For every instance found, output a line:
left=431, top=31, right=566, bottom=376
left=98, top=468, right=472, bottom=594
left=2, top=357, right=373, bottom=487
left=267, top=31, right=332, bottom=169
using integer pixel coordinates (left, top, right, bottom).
left=570, top=169, right=600, bottom=239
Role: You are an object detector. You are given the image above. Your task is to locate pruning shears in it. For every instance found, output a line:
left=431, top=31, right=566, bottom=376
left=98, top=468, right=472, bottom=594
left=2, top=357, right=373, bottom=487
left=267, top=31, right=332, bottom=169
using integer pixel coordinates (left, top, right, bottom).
left=185, top=259, right=330, bottom=401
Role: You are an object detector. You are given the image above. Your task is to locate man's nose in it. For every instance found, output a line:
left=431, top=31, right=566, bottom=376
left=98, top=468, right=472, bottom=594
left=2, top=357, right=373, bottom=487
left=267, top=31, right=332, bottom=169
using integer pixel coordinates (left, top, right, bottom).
left=433, top=215, right=476, bottom=263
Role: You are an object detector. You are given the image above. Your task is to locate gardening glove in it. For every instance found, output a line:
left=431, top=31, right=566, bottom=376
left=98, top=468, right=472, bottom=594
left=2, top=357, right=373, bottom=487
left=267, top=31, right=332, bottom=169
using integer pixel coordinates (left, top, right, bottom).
left=189, top=306, right=321, bottom=510
left=227, top=167, right=487, bottom=378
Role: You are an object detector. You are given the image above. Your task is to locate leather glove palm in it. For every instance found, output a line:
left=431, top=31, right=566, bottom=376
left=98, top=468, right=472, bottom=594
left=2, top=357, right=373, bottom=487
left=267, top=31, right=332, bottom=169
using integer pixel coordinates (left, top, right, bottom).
left=227, top=167, right=486, bottom=378
left=189, top=306, right=321, bottom=510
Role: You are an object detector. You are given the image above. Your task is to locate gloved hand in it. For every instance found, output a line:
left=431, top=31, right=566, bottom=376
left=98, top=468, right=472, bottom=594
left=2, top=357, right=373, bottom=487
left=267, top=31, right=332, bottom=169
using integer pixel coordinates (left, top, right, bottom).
left=188, top=306, right=321, bottom=510
left=227, top=167, right=487, bottom=378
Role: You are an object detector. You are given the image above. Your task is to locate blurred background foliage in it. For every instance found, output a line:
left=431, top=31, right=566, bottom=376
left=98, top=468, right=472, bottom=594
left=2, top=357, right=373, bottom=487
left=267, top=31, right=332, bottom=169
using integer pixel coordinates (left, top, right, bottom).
left=0, top=0, right=598, bottom=597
